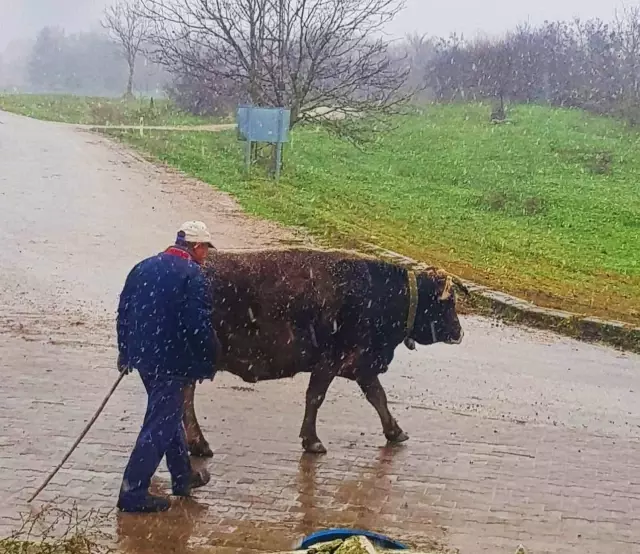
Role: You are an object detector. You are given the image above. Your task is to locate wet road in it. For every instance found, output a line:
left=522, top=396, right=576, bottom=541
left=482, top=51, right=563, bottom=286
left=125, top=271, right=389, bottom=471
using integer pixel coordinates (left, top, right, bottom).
left=1, top=110, right=639, bottom=554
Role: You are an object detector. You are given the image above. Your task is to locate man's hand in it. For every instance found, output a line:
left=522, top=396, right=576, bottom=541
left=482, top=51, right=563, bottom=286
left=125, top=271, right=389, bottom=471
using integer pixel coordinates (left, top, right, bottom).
left=117, top=353, right=132, bottom=375
left=197, top=336, right=221, bottom=384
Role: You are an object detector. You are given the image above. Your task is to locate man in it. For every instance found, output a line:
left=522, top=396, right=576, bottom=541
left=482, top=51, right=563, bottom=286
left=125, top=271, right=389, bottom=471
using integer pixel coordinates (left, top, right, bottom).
left=116, top=220, right=219, bottom=513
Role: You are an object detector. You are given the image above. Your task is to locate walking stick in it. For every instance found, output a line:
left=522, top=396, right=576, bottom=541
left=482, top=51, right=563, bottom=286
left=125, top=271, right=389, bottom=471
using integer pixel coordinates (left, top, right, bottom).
left=27, top=370, right=127, bottom=503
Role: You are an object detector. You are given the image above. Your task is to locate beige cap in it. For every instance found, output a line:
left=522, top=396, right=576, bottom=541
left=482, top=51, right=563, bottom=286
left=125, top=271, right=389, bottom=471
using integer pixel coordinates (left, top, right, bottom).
left=177, top=220, right=214, bottom=247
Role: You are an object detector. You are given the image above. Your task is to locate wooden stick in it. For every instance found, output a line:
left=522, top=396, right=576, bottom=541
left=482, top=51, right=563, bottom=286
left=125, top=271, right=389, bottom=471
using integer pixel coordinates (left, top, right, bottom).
left=27, top=371, right=127, bottom=503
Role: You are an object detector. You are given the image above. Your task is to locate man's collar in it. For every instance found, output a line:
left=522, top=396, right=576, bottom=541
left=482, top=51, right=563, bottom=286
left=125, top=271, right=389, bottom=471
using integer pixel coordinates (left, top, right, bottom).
left=164, top=245, right=196, bottom=263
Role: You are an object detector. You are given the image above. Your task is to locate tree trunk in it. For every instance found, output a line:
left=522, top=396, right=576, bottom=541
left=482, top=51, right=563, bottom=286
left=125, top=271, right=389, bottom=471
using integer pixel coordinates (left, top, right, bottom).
left=125, top=62, right=135, bottom=100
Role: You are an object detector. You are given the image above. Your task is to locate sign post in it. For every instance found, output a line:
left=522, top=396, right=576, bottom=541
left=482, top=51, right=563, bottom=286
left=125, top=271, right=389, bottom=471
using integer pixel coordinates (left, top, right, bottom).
left=236, top=105, right=291, bottom=180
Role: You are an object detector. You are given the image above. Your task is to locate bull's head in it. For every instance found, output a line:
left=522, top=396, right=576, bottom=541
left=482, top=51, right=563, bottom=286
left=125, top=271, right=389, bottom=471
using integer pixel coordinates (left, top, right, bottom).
left=407, top=268, right=466, bottom=348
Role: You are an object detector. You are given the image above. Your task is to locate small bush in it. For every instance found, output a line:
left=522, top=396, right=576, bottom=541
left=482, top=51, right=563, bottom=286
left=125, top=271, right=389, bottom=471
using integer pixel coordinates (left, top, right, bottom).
left=521, top=195, right=546, bottom=216
left=477, top=191, right=546, bottom=217
left=89, top=102, right=123, bottom=126
left=483, top=190, right=509, bottom=211
left=166, top=76, right=238, bottom=118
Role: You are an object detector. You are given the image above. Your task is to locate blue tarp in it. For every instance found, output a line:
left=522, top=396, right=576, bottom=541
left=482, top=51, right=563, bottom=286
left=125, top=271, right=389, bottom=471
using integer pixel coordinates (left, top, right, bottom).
left=297, top=528, right=408, bottom=550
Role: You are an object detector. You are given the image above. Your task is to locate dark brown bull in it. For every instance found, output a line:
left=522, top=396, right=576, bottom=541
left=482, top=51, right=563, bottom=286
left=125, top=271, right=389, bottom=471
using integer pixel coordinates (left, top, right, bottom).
left=183, top=248, right=465, bottom=455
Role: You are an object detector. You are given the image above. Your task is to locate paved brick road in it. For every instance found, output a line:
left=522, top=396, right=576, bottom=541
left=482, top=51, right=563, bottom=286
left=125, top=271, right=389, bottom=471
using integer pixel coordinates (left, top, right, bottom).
left=1, top=110, right=639, bottom=554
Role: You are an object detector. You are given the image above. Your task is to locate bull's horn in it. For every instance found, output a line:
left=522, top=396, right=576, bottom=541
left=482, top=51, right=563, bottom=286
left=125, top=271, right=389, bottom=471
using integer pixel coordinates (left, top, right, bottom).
left=440, top=274, right=454, bottom=300
left=439, top=272, right=470, bottom=299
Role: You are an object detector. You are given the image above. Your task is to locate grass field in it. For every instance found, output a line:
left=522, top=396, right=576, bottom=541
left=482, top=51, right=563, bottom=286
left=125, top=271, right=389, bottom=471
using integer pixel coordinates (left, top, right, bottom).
left=105, top=103, right=640, bottom=325
left=3, top=93, right=639, bottom=324
left=0, top=93, right=220, bottom=126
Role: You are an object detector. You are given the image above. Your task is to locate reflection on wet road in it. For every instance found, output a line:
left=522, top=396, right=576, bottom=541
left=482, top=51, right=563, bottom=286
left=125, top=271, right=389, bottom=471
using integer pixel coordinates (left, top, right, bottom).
left=114, top=445, right=445, bottom=554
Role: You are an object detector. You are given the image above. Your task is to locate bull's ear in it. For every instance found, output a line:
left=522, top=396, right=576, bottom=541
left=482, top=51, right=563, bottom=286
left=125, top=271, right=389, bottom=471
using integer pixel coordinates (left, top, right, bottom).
left=452, top=276, right=470, bottom=297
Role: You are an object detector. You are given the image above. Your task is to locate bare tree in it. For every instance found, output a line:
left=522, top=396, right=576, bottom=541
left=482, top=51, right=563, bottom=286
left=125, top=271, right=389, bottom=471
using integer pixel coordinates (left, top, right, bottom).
left=102, top=0, right=151, bottom=98
left=614, top=6, right=640, bottom=106
left=139, top=0, right=411, bottom=140
left=399, top=33, right=435, bottom=100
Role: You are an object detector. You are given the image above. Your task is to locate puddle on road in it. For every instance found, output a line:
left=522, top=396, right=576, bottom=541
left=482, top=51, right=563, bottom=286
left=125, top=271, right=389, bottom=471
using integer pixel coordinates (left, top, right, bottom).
left=114, top=446, right=446, bottom=554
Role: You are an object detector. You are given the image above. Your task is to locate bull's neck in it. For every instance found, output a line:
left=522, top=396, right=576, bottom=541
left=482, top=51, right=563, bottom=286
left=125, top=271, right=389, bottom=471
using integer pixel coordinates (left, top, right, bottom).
left=364, top=260, right=412, bottom=345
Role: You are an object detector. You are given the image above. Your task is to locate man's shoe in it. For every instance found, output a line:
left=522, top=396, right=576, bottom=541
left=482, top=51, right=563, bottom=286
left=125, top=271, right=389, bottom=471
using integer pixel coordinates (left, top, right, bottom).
left=117, top=494, right=171, bottom=513
left=172, top=468, right=211, bottom=497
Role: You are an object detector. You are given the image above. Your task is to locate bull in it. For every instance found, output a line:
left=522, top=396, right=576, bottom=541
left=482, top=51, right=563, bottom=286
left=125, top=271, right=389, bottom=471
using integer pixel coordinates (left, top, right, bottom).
left=183, top=248, right=465, bottom=456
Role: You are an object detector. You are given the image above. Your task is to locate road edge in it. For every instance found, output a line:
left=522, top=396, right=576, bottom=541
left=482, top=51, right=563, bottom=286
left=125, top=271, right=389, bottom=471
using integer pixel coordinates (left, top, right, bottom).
left=360, top=242, right=640, bottom=355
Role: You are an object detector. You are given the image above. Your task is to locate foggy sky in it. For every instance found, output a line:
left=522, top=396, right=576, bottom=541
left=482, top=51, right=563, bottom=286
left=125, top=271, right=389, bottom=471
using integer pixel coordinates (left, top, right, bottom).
left=0, top=0, right=625, bottom=49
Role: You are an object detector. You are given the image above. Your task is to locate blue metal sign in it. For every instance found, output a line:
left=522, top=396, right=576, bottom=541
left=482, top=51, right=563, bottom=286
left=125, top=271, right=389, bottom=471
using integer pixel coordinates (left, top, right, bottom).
left=236, top=105, right=290, bottom=143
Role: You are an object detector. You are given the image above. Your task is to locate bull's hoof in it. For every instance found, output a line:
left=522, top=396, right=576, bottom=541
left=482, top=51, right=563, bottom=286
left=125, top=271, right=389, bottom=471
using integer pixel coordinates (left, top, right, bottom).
left=302, top=439, right=327, bottom=455
left=385, top=430, right=410, bottom=444
left=188, top=442, right=214, bottom=458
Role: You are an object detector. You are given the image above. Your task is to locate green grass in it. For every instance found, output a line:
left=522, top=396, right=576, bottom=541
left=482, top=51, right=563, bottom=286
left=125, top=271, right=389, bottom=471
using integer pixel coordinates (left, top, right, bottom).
left=106, top=103, right=640, bottom=324
left=0, top=93, right=224, bottom=126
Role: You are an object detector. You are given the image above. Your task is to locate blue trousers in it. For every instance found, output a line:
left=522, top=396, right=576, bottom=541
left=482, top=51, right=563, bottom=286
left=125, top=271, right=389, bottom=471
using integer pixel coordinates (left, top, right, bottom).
left=119, top=373, right=191, bottom=501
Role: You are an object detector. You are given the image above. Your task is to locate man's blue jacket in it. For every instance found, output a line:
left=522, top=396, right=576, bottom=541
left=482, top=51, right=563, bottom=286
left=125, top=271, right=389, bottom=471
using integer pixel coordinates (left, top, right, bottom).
left=117, top=246, right=218, bottom=382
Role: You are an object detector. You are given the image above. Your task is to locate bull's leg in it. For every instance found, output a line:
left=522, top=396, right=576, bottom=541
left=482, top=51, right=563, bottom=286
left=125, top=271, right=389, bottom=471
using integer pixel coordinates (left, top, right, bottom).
left=299, top=372, right=334, bottom=454
left=357, top=376, right=409, bottom=444
left=182, top=381, right=214, bottom=458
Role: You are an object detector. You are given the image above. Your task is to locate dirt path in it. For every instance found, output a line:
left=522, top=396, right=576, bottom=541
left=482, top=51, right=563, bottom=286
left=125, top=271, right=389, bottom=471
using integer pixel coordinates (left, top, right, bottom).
left=0, top=110, right=296, bottom=346
left=74, top=123, right=237, bottom=132
left=1, top=109, right=640, bottom=554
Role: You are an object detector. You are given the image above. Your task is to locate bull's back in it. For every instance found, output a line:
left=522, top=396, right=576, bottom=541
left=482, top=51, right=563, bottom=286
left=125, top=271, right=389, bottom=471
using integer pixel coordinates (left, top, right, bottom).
left=202, top=249, right=373, bottom=381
